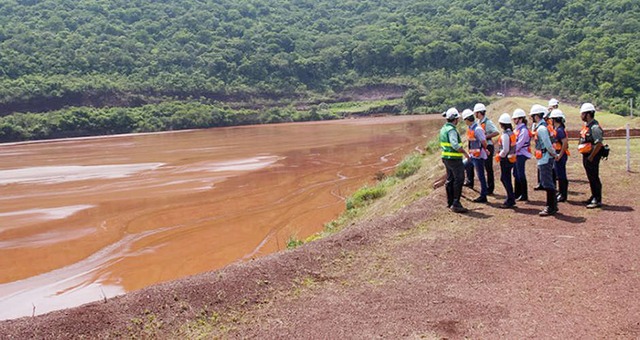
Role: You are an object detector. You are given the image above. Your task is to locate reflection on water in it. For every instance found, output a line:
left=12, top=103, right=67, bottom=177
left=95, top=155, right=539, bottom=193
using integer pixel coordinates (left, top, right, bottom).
left=0, top=116, right=440, bottom=319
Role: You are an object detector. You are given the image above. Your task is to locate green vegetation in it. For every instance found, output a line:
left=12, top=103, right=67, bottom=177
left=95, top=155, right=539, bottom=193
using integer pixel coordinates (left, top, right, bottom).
left=394, top=152, right=423, bottom=179
left=346, top=179, right=392, bottom=210
left=286, top=235, right=304, bottom=250
left=0, top=0, right=638, bottom=142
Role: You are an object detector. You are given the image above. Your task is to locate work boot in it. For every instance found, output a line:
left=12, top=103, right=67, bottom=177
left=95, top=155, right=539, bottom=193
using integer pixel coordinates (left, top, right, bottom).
left=556, top=180, right=567, bottom=202
left=450, top=200, right=467, bottom=213
left=472, top=196, right=488, bottom=203
left=586, top=198, right=602, bottom=209
left=533, top=184, right=543, bottom=191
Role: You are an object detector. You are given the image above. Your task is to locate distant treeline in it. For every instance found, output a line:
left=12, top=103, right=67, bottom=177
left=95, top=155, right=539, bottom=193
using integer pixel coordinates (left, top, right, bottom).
left=0, top=0, right=638, bottom=138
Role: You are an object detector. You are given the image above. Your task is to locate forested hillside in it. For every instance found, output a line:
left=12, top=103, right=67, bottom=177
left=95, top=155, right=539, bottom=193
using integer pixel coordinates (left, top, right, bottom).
left=0, top=0, right=638, bottom=142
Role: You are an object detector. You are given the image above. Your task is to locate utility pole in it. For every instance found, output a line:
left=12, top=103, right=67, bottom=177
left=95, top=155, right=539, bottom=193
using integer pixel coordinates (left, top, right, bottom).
left=627, top=123, right=631, bottom=173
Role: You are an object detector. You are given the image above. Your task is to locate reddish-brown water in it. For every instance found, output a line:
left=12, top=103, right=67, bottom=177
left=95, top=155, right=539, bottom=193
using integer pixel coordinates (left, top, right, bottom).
left=0, top=116, right=440, bottom=319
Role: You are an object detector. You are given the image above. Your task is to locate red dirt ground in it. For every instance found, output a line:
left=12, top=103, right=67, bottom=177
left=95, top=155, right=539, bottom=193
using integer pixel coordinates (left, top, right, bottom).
left=1, top=139, right=639, bottom=339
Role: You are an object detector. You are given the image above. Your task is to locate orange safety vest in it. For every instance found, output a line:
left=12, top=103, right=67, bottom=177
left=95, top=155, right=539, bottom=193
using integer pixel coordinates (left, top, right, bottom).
left=496, top=130, right=517, bottom=163
left=578, top=120, right=602, bottom=155
left=551, top=126, right=571, bottom=156
left=467, top=127, right=482, bottom=157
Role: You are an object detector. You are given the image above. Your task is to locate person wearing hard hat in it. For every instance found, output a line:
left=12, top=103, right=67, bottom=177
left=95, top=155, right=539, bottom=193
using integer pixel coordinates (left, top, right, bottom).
left=548, top=98, right=559, bottom=112
left=439, top=108, right=470, bottom=213
left=549, top=109, right=570, bottom=202
left=496, top=113, right=517, bottom=208
left=578, top=103, right=604, bottom=208
left=462, top=108, right=489, bottom=203
left=530, top=105, right=559, bottom=216
left=511, top=108, right=531, bottom=201
left=532, top=103, right=550, bottom=191
left=464, top=103, right=499, bottom=195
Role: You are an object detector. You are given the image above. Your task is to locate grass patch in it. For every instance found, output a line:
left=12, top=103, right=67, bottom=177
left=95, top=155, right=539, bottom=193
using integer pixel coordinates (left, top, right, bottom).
left=286, top=235, right=304, bottom=249
left=394, top=152, right=423, bottom=179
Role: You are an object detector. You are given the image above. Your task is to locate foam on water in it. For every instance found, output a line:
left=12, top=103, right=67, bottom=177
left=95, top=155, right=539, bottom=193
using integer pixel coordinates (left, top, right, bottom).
left=0, top=163, right=165, bottom=185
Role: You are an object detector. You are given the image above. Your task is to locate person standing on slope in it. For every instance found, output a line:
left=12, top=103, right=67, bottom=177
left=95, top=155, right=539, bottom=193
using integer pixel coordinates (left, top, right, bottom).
left=511, top=108, right=531, bottom=201
left=462, top=109, right=489, bottom=203
left=550, top=109, right=570, bottom=202
left=578, top=103, right=605, bottom=209
left=439, top=108, right=470, bottom=213
left=530, top=105, right=559, bottom=216
left=496, top=113, right=517, bottom=208
left=464, top=103, right=499, bottom=194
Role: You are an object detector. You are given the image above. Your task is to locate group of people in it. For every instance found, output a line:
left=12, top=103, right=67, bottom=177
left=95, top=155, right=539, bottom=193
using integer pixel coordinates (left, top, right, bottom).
left=439, top=99, right=605, bottom=216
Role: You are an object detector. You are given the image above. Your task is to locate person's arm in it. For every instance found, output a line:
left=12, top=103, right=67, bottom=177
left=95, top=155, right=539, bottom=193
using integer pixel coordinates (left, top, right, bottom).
left=476, top=127, right=488, bottom=152
left=449, top=129, right=469, bottom=159
left=538, top=127, right=558, bottom=158
left=515, top=128, right=526, bottom=152
left=485, top=120, right=500, bottom=140
left=588, top=124, right=604, bottom=162
left=498, top=134, right=509, bottom=158
left=558, top=137, right=568, bottom=159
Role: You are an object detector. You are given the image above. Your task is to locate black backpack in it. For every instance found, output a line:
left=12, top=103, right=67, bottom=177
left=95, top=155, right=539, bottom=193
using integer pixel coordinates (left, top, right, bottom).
left=601, top=144, right=610, bottom=160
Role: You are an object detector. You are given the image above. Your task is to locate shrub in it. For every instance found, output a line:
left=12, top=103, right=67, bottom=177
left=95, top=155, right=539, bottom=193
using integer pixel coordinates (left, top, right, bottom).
left=286, top=236, right=304, bottom=249
left=394, top=153, right=422, bottom=179
left=346, top=185, right=386, bottom=210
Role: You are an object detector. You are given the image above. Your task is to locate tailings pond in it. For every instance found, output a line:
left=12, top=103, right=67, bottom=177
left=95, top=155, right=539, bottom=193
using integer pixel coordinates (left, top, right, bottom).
left=0, top=115, right=440, bottom=319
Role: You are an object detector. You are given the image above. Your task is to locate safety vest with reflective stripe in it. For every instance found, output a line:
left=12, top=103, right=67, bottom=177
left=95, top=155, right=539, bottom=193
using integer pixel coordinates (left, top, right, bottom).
left=497, top=129, right=517, bottom=163
left=440, top=123, right=463, bottom=159
left=578, top=119, right=600, bottom=154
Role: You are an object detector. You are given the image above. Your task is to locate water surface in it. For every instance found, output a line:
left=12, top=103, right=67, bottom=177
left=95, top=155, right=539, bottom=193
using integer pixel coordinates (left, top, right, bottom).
left=0, top=116, right=440, bottom=319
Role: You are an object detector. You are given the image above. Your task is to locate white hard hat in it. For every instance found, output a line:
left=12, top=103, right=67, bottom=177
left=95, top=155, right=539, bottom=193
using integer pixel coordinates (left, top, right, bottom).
left=473, top=103, right=486, bottom=113
left=549, top=109, right=565, bottom=120
left=461, top=109, right=474, bottom=120
left=548, top=98, right=559, bottom=107
left=580, top=103, right=596, bottom=113
left=498, top=113, right=512, bottom=124
left=529, top=104, right=546, bottom=116
left=443, top=107, right=460, bottom=120
left=512, top=108, right=526, bottom=119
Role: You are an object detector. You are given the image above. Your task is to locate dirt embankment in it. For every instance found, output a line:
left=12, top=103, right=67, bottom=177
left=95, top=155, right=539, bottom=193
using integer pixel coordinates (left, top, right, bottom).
left=0, top=84, right=408, bottom=116
left=1, top=137, right=639, bottom=339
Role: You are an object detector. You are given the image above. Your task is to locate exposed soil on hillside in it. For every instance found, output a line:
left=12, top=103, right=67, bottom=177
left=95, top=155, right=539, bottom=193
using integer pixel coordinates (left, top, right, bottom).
left=0, top=84, right=408, bottom=116
left=1, top=136, right=639, bottom=339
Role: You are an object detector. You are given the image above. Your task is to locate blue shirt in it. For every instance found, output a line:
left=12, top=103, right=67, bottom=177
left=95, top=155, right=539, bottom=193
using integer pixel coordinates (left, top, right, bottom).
left=536, top=123, right=557, bottom=165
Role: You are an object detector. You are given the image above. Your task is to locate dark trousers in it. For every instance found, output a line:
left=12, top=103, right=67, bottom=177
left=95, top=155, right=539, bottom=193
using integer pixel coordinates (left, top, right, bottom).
left=443, top=158, right=465, bottom=207
left=539, top=160, right=557, bottom=211
left=500, top=158, right=515, bottom=205
left=465, top=144, right=495, bottom=194
left=464, top=158, right=474, bottom=184
left=514, top=155, right=528, bottom=200
left=484, top=144, right=495, bottom=194
left=583, top=152, right=602, bottom=202
left=554, top=154, right=569, bottom=198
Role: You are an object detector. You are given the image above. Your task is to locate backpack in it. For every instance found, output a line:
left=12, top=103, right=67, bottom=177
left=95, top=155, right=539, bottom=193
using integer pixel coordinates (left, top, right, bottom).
left=601, top=144, right=610, bottom=160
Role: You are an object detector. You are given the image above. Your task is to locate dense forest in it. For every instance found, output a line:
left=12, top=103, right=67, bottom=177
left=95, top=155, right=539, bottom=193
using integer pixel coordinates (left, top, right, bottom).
left=0, top=0, right=638, bottom=142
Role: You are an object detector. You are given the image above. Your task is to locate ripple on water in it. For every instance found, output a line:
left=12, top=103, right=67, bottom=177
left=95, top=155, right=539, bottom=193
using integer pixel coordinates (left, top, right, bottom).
left=0, top=163, right=165, bottom=185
